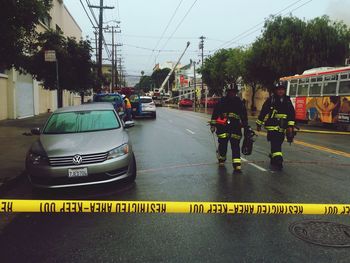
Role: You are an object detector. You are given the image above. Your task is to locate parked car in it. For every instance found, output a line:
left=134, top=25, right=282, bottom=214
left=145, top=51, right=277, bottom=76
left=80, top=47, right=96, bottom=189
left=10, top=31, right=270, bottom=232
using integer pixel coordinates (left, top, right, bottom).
left=179, top=98, right=193, bottom=107
left=201, top=97, right=221, bottom=108
left=26, top=103, right=136, bottom=188
left=130, top=95, right=156, bottom=118
left=93, top=93, right=125, bottom=119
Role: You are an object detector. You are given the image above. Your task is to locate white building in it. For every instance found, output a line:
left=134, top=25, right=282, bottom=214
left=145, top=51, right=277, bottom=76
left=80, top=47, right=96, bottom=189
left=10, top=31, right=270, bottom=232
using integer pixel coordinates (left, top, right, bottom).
left=0, top=0, right=83, bottom=120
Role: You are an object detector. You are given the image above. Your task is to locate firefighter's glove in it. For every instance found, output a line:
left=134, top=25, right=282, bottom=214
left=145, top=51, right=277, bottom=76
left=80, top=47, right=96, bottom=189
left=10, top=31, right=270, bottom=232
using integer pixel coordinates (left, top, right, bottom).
left=210, top=126, right=216, bottom=133
left=256, top=124, right=262, bottom=132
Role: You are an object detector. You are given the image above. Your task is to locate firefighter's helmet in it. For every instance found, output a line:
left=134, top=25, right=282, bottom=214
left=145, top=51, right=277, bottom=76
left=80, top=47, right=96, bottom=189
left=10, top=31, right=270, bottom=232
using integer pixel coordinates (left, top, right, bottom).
left=274, top=81, right=287, bottom=90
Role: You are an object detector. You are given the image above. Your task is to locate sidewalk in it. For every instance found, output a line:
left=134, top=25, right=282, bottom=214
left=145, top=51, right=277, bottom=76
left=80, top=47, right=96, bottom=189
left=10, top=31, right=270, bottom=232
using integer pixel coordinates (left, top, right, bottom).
left=0, top=113, right=51, bottom=190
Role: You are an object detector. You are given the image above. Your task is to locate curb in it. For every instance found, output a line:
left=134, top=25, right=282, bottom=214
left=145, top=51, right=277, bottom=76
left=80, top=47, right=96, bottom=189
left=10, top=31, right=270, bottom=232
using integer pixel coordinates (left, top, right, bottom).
left=0, top=172, right=26, bottom=193
left=298, top=129, right=350, bottom=135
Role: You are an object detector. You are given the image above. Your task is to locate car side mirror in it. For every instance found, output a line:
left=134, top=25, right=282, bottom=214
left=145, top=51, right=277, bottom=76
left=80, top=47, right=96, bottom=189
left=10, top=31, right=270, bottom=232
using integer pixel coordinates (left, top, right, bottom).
left=124, top=121, right=135, bottom=128
left=31, top=128, right=41, bottom=135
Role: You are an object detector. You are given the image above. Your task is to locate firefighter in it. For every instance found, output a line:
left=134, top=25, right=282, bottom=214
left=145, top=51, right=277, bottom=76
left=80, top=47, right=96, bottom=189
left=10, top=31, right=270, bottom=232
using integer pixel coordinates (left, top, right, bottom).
left=256, top=82, right=296, bottom=170
left=210, top=84, right=248, bottom=173
left=122, top=94, right=132, bottom=121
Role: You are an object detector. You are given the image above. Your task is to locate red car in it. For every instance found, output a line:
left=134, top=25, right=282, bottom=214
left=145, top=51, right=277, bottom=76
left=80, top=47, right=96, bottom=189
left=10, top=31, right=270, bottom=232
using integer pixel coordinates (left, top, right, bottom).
left=179, top=98, right=193, bottom=107
left=201, top=97, right=220, bottom=107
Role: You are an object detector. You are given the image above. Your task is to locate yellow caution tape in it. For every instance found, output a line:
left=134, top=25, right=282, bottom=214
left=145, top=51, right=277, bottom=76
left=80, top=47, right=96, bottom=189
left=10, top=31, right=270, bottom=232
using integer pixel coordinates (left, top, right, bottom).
left=1, top=200, right=350, bottom=215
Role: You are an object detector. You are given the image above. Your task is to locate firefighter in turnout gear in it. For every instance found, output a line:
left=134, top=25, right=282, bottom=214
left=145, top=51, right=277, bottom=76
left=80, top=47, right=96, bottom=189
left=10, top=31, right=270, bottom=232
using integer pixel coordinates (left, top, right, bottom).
left=210, top=84, right=248, bottom=173
left=256, top=82, right=296, bottom=170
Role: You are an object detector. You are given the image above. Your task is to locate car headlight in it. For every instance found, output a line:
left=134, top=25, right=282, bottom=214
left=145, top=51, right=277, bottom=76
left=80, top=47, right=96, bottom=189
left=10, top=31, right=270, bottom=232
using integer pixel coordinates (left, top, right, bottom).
left=107, top=144, right=129, bottom=159
left=28, top=152, right=48, bottom=165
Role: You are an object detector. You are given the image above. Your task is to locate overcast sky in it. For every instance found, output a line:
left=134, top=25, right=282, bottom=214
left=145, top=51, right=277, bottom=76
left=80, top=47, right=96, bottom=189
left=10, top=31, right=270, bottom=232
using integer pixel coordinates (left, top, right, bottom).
left=64, top=0, right=350, bottom=85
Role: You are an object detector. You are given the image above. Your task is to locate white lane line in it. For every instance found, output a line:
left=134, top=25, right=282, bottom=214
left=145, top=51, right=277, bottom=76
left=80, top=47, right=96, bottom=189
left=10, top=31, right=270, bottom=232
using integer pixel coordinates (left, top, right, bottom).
left=241, top=157, right=267, bottom=172
left=186, top=129, right=195, bottom=135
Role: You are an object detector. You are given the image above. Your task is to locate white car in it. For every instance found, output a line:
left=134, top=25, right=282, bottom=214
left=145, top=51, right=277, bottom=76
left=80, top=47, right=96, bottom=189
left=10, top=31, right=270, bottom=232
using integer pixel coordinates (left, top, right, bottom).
left=140, top=96, right=156, bottom=118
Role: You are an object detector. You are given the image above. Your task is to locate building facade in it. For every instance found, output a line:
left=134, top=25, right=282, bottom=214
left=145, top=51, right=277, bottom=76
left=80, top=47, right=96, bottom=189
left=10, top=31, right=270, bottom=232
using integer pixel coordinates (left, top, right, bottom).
left=0, top=0, right=83, bottom=120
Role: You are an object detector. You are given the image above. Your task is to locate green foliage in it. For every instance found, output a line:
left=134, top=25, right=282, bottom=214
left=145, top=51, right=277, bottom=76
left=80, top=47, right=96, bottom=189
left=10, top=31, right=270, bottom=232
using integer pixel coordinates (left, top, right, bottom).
left=136, top=68, right=175, bottom=92
left=250, top=15, right=350, bottom=88
left=202, top=15, right=350, bottom=100
left=151, top=68, right=174, bottom=89
left=136, top=75, right=153, bottom=92
left=0, top=0, right=52, bottom=71
left=30, top=30, right=97, bottom=95
left=200, top=48, right=244, bottom=95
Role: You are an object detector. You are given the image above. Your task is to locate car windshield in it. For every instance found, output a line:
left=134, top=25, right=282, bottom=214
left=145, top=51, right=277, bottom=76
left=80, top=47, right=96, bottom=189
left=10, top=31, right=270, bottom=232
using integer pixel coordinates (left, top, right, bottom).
left=94, top=95, right=122, bottom=104
left=140, top=98, right=153, bottom=103
left=130, top=95, right=139, bottom=102
left=43, top=110, right=120, bottom=134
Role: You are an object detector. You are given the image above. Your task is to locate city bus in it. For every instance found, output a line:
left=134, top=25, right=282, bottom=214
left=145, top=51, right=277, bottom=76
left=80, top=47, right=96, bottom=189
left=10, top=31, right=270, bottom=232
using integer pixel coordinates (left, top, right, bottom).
left=280, top=66, right=350, bottom=130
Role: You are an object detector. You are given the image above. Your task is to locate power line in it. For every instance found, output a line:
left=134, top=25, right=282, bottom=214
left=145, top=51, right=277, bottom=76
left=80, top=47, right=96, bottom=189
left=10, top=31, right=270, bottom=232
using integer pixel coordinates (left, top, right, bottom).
left=155, top=0, right=198, bottom=63
left=80, top=0, right=97, bottom=27
left=223, top=0, right=315, bottom=50
left=212, top=0, right=307, bottom=52
left=146, top=0, right=184, bottom=67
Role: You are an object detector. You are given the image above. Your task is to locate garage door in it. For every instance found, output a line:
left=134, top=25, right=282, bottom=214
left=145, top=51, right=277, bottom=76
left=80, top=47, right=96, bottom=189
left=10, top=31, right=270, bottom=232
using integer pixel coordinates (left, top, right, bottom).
left=16, top=74, right=34, bottom=118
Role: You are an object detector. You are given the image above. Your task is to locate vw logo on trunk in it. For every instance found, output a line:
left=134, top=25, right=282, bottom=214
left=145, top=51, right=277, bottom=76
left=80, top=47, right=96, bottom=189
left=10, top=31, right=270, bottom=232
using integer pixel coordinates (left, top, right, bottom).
left=72, top=155, right=83, bottom=165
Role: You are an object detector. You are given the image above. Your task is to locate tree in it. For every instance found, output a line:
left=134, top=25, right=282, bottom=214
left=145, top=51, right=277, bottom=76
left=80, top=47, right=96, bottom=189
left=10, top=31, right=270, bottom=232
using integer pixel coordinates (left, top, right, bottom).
left=200, top=49, right=228, bottom=96
left=251, top=15, right=350, bottom=88
left=65, top=37, right=96, bottom=103
left=136, top=75, right=153, bottom=93
left=225, top=48, right=245, bottom=86
left=200, top=48, right=244, bottom=95
left=151, top=68, right=174, bottom=90
left=0, top=0, right=52, bottom=71
left=30, top=30, right=97, bottom=106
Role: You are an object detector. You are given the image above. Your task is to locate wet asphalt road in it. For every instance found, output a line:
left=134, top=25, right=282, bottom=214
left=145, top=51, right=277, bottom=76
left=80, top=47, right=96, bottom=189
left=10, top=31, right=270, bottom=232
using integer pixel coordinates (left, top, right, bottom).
left=1, top=107, right=350, bottom=262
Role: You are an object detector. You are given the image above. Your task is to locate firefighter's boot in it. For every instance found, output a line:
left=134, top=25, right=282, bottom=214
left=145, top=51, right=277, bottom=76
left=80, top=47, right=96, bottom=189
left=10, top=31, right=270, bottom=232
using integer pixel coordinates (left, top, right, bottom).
left=233, top=164, right=242, bottom=174
left=218, top=156, right=226, bottom=167
left=270, top=155, right=283, bottom=171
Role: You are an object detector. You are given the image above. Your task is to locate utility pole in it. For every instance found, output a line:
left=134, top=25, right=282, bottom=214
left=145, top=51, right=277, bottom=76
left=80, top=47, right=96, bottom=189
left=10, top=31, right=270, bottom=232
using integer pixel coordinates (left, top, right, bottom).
left=199, top=36, right=207, bottom=109
left=105, top=25, right=121, bottom=90
left=89, top=1, right=114, bottom=80
left=94, top=31, right=98, bottom=62
left=190, top=59, right=197, bottom=111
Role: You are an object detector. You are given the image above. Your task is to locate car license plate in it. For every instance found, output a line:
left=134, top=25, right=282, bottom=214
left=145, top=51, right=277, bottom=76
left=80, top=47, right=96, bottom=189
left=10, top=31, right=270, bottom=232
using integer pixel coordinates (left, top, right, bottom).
left=68, top=168, right=88, bottom=178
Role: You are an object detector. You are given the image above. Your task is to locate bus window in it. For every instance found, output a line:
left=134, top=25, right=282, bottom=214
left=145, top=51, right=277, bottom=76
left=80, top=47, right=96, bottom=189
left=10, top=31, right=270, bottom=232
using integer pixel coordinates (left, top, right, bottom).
left=325, top=75, right=338, bottom=81
left=317, top=77, right=323, bottom=82
left=299, top=78, right=309, bottom=84
left=289, top=84, right=297, bottom=96
left=297, top=84, right=308, bottom=96
left=340, top=74, right=348, bottom=80
left=310, top=78, right=317, bottom=83
left=339, top=81, right=350, bottom=95
left=309, top=83, right=322, bottom=96
left=323, top=82, right=337, bottom=95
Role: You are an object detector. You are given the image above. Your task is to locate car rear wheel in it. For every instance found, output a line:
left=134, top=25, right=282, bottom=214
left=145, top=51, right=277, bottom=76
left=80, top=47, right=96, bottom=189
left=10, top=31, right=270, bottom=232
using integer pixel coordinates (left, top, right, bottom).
left=152, top=113, right=156, bottom=119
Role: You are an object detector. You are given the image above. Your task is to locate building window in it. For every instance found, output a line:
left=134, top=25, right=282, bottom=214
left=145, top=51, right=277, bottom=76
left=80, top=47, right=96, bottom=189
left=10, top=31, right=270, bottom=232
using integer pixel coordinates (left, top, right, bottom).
left=56, top=25, right=63, bottom=34
left=40, top=13, right=51, bottom=28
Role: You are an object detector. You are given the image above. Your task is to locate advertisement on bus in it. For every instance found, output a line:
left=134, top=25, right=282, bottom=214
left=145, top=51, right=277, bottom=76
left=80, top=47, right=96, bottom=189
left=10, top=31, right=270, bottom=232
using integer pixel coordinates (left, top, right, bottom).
left=291, top=96, right=350, bottom=124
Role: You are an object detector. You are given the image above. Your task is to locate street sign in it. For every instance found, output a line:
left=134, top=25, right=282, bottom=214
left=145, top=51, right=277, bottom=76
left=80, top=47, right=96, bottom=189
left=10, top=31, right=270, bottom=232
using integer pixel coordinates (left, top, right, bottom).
left=44, top=50, right=56, bottom=62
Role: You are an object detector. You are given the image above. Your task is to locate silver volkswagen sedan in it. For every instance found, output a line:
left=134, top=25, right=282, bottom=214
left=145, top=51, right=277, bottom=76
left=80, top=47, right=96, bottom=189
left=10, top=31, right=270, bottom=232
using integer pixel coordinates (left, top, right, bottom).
left=26, top=103, right=136, bottom=188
